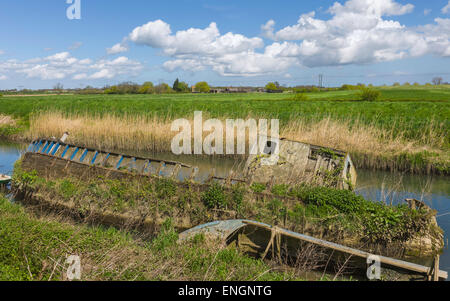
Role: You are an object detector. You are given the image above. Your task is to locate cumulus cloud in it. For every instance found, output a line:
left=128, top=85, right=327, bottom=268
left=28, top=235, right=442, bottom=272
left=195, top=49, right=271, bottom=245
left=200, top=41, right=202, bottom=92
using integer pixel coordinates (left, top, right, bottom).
left=129, top=20, right=263, bottom=56
left=106, top=42, right=129, bottom=55
left=128, top=19, right=285, bottom=76
left=119, top=0, right=448, bottom=76
left=0, top=52, right=143, bottom=81
left=261, top=0, right=450, bottom=67
left=0, top=75, right=7, bottom=80
left=443, top=1, right=450, bottom=14
left=0, top=50, right=4, bottom=55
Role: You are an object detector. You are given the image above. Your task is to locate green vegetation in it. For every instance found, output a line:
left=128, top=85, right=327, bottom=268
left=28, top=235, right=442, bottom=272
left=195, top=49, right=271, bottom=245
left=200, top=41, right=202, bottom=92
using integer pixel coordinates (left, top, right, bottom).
left=359, top=88, right=381, bottom=102
left=1, top=85, right=448, bottom=174
left=172, top=78, right=190, bottom=93
left=0, top=195, right=303, bottom=281
left=1, top=87, right=449, bottom=142
left=265, top=82, right=280, bottom=92
left=193, top=81, right=210, bottom=93
left=292, top=93, right=308, bottom=101
left=290, top=185, right=431, bottom=243
left=13, top=163, right=437, bottom=249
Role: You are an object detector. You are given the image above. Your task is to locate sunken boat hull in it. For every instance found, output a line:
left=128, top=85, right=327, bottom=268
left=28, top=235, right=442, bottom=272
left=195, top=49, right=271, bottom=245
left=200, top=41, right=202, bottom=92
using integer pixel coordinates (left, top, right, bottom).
left=245, top=137, right=357, bottom=190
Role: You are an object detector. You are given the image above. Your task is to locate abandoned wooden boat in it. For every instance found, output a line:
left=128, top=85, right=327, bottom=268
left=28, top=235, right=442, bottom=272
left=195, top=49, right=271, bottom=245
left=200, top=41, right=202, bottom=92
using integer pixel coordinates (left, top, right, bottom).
left=245, top=137, right=357, bottom=190
left=179, top=220, right=447, bottom=281
left=24, top=138, right=206, bottom=182
left=25, top=137, right=356, bottom=190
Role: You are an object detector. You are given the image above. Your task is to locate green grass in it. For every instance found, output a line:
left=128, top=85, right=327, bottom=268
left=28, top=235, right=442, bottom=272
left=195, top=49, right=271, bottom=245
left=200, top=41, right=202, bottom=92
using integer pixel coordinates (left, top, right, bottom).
left=0, top=195, right=304, bottom=281
left=1, top=86, right=449, bottom=144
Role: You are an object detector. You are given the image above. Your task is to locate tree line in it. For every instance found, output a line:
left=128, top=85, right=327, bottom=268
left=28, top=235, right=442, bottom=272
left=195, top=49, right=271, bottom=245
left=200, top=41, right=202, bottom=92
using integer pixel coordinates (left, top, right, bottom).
left=100, top=79, right=211, bottom=95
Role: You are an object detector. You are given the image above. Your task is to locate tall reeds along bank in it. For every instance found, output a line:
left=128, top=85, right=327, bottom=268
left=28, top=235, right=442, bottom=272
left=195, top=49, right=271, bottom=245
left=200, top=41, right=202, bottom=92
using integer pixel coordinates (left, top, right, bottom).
left=0, top=114, right=23, bottom=139
left=26, top=111, right=449, bottom=174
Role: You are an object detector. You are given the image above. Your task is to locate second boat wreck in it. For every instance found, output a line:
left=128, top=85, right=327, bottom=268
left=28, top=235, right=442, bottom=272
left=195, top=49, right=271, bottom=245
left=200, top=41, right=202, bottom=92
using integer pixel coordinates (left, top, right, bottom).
left=179, top=220, right=447, bottom=281
left=245, top=137, right=357, bottom=190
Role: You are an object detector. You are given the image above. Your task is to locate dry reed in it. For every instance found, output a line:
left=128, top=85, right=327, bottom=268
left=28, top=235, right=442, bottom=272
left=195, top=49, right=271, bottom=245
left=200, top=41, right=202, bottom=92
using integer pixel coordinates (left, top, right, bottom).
left=25, top=111, right=447, bottom=171
left=0, top=115, right=15, bottom=126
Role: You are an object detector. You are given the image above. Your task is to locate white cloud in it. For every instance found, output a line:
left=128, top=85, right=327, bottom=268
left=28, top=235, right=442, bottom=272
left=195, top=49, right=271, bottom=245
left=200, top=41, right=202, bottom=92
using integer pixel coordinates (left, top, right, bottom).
left=0, top=50, right=4, bottom=55
left=0, top=52, right=143, bottom=81
left=106, top=42, right=129, bottom=55
left=130, top=20, right=263, bottom=57
left=72, top=73, right=87, bottom=80
left=128, top=19, right=294, bottom=76
left=0, top=75, right=7, bottom=80
left=443, top=1, right=450, bottom=14
left=424, top=9, right=432, bottom=16
left=46, top=52, right=71, bottom=61
left=328, top=0, right=414, bottom=16
left=90, top=69, right=114, bottom=79
left=120, top=0, right=450, bottom=75
left=261, top=0, right=450, bottom=67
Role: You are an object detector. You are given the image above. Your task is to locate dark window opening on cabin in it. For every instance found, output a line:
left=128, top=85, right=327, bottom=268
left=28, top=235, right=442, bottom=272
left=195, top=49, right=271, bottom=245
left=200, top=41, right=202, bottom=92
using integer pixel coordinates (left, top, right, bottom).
left=263, top=141, right=277, bottom=155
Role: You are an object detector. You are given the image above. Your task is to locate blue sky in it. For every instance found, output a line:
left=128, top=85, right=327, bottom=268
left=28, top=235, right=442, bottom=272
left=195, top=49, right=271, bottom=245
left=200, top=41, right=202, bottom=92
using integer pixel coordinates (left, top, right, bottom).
left=0, top=0, right=449, bottom=89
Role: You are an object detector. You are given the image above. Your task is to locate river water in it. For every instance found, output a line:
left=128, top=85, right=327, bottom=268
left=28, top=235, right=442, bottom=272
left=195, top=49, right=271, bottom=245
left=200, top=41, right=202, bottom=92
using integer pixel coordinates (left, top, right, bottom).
left=1, top=141, right=449, bottom=275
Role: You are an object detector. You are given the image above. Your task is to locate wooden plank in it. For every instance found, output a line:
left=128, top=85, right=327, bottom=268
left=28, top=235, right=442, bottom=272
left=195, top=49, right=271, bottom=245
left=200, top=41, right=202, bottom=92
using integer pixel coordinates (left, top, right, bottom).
left=434, top=255, right=440, bottom=281
left=242, top=220, right=448, bottom=280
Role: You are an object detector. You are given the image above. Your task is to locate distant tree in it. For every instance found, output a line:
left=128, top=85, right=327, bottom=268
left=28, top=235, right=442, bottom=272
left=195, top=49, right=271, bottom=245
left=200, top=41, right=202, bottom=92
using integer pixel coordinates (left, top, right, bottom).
left=154, top=83, right=173, bottom=94
left=177, top=81, right=189, bottom=92
left=340, top=84, right=357, bottom=91
left=173, top=78, right=180, bottom=92
left=403, top=82, right=411, bottom=86
left=265, top=82, right=278, bottom=92
left=274, top=81, right=280, bottom=89
left=432, top=77, right=443, bottom=85
left=139, top=81, right=154, bottom=94
left=172, top=78, right=189, bottom=93
left=105, top=85, right=119, bottom=94
left=54, top=83, right=64, bottom=93
left=116, top=82, right=140, bottom=94
left=393, top=82, right=401, bottom=86
left=413, top=82, right=420, bottom=86
left=195, top=81, right=210, bottom=93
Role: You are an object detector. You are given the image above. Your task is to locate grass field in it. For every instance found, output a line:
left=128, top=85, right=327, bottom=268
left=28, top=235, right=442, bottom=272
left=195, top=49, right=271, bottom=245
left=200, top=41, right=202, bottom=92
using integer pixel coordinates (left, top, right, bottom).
left=1, top=87, right=449, bottom=139
left=1, top=86, right=449, bottom=173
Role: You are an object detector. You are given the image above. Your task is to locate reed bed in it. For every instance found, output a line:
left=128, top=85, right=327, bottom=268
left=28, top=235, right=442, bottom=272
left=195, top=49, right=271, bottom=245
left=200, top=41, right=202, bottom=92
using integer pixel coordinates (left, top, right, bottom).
left=26, top=111, right=448, bottom=173
left=0, top=115, right=15, bottom=126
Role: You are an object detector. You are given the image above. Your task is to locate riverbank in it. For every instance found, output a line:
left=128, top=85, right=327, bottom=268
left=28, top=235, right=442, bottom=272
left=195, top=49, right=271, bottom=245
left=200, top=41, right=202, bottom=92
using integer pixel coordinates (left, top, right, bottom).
left=0, top=194, right=312, bottom=281
left=12, top=153, right=444, bottom=259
